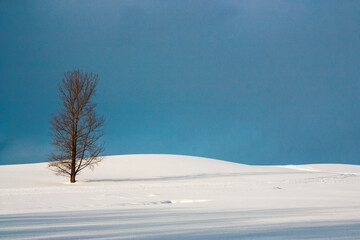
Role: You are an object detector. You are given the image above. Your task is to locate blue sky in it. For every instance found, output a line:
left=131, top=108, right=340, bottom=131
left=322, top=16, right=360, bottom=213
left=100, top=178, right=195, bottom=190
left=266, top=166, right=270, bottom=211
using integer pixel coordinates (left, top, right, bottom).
left=0, top=0, right=359, bottom=165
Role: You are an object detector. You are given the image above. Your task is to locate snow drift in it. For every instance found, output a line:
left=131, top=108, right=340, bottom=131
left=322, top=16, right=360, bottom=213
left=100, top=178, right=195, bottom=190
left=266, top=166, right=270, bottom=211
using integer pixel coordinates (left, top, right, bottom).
left=1, top=154, right=360, bottom=239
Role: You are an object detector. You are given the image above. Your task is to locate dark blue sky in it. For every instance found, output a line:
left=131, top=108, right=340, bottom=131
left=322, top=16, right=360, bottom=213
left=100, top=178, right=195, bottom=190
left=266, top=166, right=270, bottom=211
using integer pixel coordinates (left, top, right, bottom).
left=1, top=0, right=359, bottom=165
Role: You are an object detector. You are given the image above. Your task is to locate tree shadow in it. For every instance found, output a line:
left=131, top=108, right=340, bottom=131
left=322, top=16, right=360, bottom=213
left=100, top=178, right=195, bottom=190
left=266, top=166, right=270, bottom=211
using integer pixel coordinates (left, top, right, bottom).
left=86, top=171, right=303, bottom=183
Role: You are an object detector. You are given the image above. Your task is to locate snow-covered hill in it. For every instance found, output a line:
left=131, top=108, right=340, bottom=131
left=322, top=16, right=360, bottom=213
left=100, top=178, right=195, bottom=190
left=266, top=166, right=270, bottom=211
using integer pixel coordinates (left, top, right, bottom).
left=1, top=154, right=360, bottom=239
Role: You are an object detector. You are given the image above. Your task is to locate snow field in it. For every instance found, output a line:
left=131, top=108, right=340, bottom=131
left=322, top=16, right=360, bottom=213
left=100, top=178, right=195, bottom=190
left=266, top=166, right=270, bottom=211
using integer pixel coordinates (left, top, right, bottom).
left=1, top=154, right=360, bottom=239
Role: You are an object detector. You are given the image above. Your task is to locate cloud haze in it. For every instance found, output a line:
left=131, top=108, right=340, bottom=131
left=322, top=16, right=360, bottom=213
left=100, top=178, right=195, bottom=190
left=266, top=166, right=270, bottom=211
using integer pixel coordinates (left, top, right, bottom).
left=0, top=0, right=359, bottom=165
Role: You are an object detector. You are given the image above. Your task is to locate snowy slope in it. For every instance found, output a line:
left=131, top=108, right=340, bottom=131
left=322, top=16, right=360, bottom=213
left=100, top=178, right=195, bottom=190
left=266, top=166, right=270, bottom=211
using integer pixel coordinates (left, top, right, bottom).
left=1, top=154, right=360, bottom=239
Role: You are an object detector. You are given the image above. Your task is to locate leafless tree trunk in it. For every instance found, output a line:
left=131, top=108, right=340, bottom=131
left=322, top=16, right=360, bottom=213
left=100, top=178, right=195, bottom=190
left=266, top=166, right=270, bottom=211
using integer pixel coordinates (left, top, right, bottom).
left=49, top=70, right=104, bottom=183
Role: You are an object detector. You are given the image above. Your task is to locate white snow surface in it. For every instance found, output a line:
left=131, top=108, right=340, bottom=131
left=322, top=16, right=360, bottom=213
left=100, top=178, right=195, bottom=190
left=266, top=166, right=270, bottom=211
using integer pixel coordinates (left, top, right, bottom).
left=1, top=154, right=360, bottom=239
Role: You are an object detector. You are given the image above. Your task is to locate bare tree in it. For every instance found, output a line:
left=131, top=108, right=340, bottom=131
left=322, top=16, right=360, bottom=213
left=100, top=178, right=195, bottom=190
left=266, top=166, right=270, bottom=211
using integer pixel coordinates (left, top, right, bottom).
left=49, top=70, right=105, bottom=183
